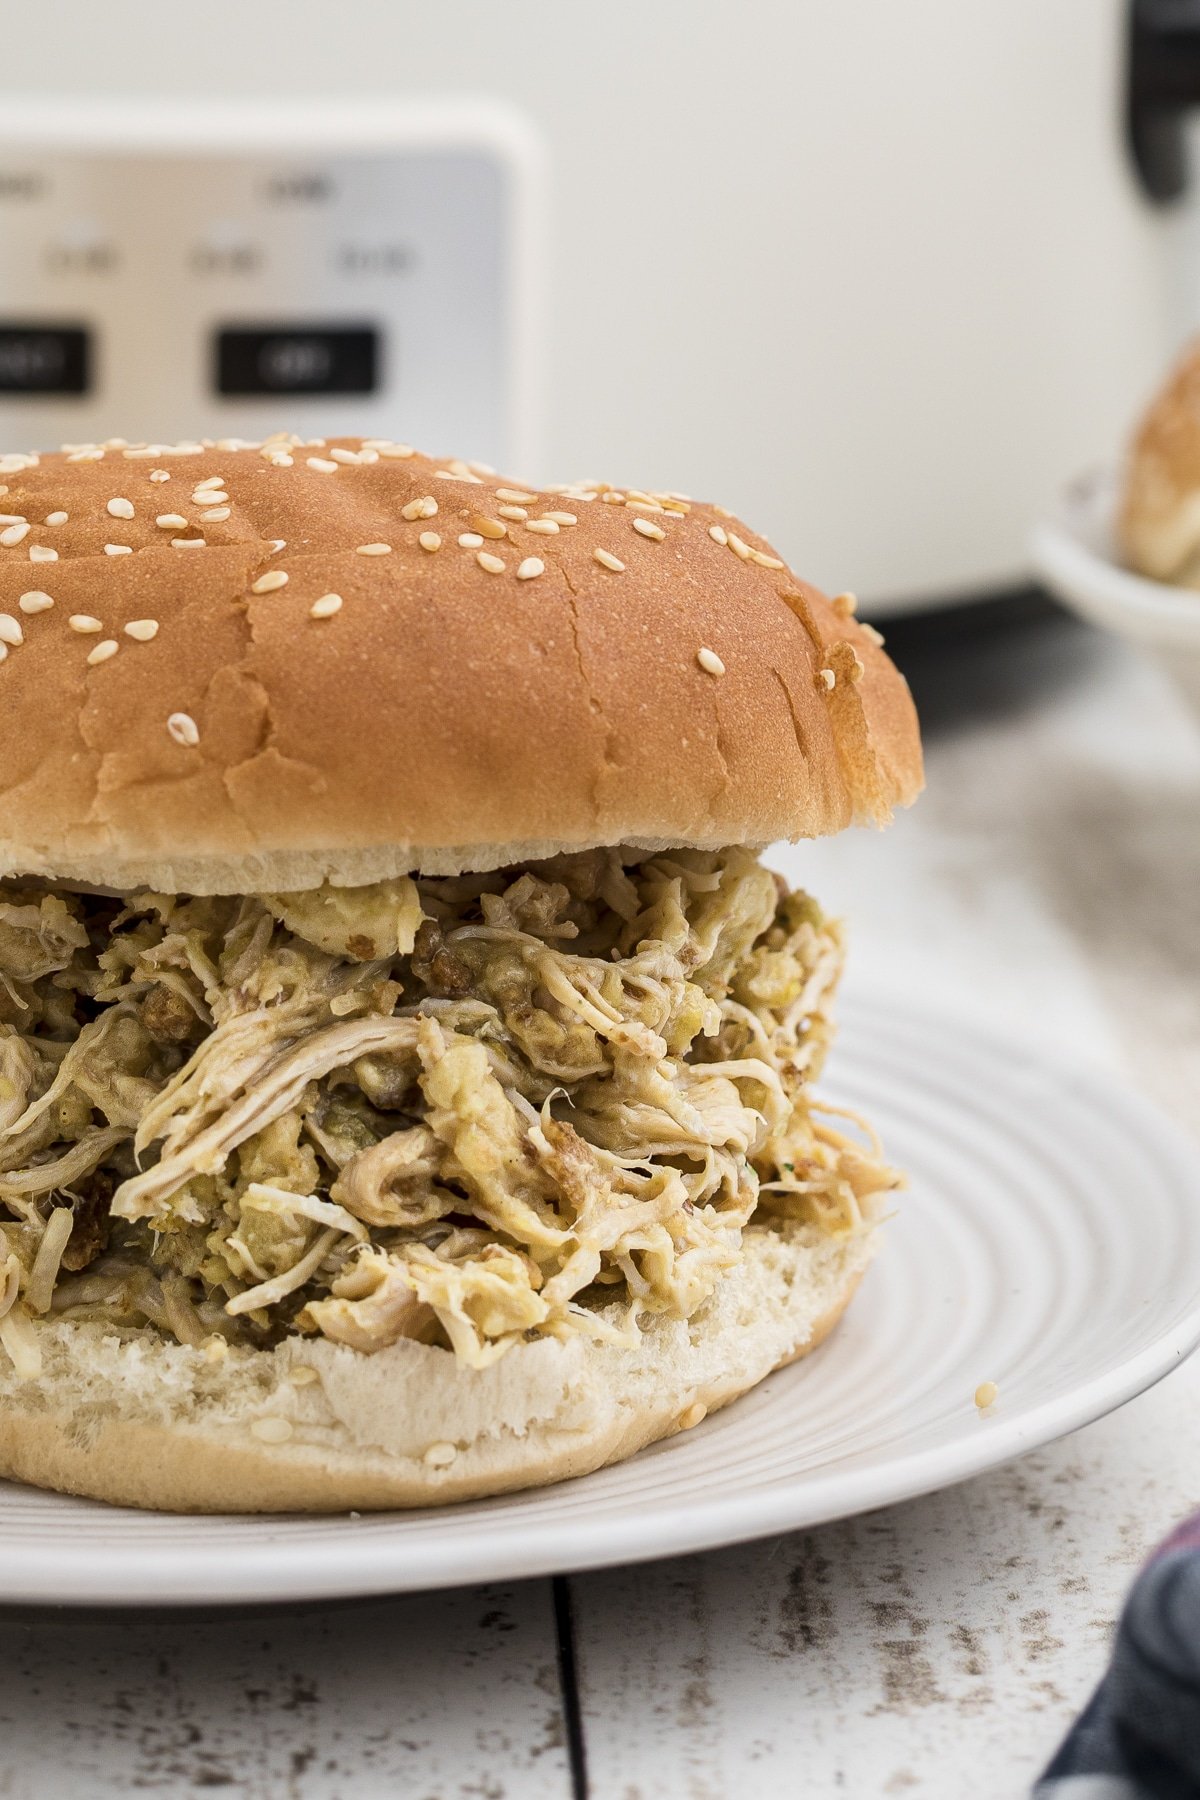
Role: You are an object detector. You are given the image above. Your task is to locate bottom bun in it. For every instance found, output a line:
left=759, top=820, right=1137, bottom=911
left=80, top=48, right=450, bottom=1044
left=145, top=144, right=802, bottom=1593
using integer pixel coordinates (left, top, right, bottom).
left=0, top=1221, right=877, bottom=1514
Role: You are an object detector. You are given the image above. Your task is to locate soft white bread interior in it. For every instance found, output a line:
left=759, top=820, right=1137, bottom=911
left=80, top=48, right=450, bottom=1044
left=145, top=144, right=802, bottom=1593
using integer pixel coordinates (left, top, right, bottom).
left=0, top=1221, right=874, bottom=1513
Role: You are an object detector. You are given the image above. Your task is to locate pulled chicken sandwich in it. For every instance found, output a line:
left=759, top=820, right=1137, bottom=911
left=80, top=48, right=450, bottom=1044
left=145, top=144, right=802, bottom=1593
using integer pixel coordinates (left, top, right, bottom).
left=0, top=435, right=922, bottom=1511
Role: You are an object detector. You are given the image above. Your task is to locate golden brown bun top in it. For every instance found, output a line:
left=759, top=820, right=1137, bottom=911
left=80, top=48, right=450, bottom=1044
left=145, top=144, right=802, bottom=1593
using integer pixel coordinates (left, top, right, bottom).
left=1119, top=338, right=1200, bottom=585
left=0, top=434, right=922, bottom=892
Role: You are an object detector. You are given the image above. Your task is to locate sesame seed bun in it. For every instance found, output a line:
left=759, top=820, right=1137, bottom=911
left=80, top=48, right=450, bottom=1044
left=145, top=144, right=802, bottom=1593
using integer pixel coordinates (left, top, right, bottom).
left=1119, top=338, right=1200, bottom=586
left=0, top=1220, right=871, bottom=1514
left=0, top=436, right=922, bottom=892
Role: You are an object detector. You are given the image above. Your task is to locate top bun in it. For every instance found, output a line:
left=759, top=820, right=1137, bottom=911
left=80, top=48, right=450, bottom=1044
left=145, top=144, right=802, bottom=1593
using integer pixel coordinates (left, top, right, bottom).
left=0, top=435, right=922, bottom=893
left=1120, top=338, right=1200, bottom=585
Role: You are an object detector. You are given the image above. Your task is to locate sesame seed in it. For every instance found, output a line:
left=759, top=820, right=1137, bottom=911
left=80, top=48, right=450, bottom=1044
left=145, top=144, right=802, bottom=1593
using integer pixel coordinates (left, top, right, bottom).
left=149, top=469, right=170, bottom=482
left=470, top=461, right=497, bottom=477
left=847, top=651, right=865, bottom=683
left=250, top=1416, right=293, bottom=1444
left=310, top=593, right=343, bottom=619
left=329, top=446, right=362, bottom=464
left=423, top=1441, right=457, bottom=1467
left=477, top=551, right=505, bottom=574
left=193, top=491, right=228, bottom=505
left=625, top=499, right=666, bottom=513
left=818, top=667, right=836, bottom=691
left=125, top=619, right=159, bottom=641
left=104, top=544, right=132, bottom=556
left=418, top=531, right=441, bottom=553
left=86, top=639, right=119, bottom=666
left=457, top=532, right=484, bottom=549
left=679, top=1402, right=707, bottom=1430
left=974, top=1381, right=998, bottom=1410
left=250, top=569, right=288, bottom=593
left=0, top=644, right=6, bottom=663
left=29, top=545, right=58, bottom=562
left=200, top=507, right=231, bottom=523
left=860, top=621, right=885, bottom=647
left=751, top=550, right=785, bottom=570
left=167, top=711, right=200, bottom=747
left=434, top=468, right=483, bottom=483
left=727, top=532, right=752, bottom=560
left=593, top=548, right=625, bottom=572
left=269, top=539, right=286, bottom=553
left=543, top=512, right=577, bottom=526
left=526, top=519, right=559, bottom=535
left=69, top=615, right=102, bottom=634
left=66, top=449, right=103, bottom=462
left=44, top=511, right=67, bottom=526
left=18, top=590, right=53, bottom=613
left=497, top=504, right=529, bottom=521
left=832, top=590, right=858, bottom=618
left=495, top=488, right=537, bottom=505
left=517, top=557, right=545, bottom=580
left=697, top=647, right=725, bottom=676
left=0, top=614, right=22, bottom=646
left=0, top=515, right=26, bottom=526
left=0, top=522, right=29, bottom=546
left=708, top=525, right=728, bottom=546
left=289, top=1364, right=319, bottom=1386
left=106, top=497, right=135, bottom=520
left=377, top=442, right=415, bottom=458
left=633, top=517, right=666, bottom=541
left=156, top=513, right=188, bottom=529
left=600, top=491, right=626, bottom=505
left=306, top=457, right=338, bottom=473
left=400, top=496, right=437, bottom=521
left=266, top=452, right=293, bottom=467
left=194, top=475, right=225, bottom=491
left=356, top=542, right=392, bottom=556
left=472, top=515, right=507, bottom=539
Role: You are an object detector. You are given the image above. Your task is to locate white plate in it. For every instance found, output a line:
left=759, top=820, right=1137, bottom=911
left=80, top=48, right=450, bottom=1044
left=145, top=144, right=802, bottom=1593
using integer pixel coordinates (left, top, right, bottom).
left=1031, top=468, right=1200, bottom=717
left=3, top=997, right=1200, bottom=1607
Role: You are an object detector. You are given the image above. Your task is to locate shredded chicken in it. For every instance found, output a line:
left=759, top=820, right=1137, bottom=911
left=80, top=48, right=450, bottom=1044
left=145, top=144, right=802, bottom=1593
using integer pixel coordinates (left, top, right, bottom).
left=0, top=848, right=900, bottom=1374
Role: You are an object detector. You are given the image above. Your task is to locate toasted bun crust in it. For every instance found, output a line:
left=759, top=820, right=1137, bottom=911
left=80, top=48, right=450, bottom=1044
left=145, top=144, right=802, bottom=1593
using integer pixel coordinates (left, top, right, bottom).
left=0, top=1222, right=871, bottom=1513
left=1119, top=339, right=1200, bottom=586
left=0, top=437, right=921, bottom=892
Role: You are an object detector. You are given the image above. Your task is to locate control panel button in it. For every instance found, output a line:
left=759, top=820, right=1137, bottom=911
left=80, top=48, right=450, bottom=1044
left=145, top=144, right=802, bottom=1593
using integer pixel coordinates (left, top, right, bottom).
left=214, top=325, right=379, bottom=396
left=0, top=325, right=89, bottom=395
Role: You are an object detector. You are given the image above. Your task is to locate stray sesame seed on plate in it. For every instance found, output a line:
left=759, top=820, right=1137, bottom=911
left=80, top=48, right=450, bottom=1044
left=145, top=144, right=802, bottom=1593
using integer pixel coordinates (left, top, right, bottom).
left=593, top=548, right=624, bottom=572
left=497, top=504, right=528, bottom=521
left=156, top=513, right=188, bottom=529
left=29, top=545, right=58, bottom=562
left=516, top=557, right=545, bottom=581
left=310, top=593, right=343, bottom=619
left=495, top=488, right=537, bottom=505
left=818, top=667, right=836, bottom=690
left=526, top=518, right=559, bottom=535
left=104, top=544, right=133, bottom=556
left=477, top=550, right=505, bottom=574
left=458, top=532, right=484, bottom=549
left=250, top=569, right=288, bottom=593
left=44, top=511, right=68, bottom=526
left=418, top=531, right=441, bottom=553
left=18, top=590, right=53, bottom=613
left=708, top=524, right=728, bottom=546
left=171, top=537, right=204, bottom=549
left=0, top=614, right=22, bottom=646
left=125, top=619, right=159, bottom=642
left=356, top=542, right=392, bottom=556
left=633, top=517, right=666, bottom=541
left=200, top=506, right=231, bottom=523
left=167, top=711, right=200, bottom=747
left=69, top=615, right=102, bottom=633
left=472, top=515, right=507, bottom=539
left=87, top=639, right=119, bottom=666
left=0, top=521, right=29, bottom=546
left=306, top=456, right=338, bottom=474
left=697, top=647, right=725, bottom=677
left=106, top=497, right=135, bottom=519
left=400, top=496, right=437, bottom=521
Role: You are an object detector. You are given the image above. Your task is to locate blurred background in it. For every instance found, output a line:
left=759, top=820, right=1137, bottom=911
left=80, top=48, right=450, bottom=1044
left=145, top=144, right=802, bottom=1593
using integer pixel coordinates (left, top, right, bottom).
left=0, top=0, right=1186, bottom=614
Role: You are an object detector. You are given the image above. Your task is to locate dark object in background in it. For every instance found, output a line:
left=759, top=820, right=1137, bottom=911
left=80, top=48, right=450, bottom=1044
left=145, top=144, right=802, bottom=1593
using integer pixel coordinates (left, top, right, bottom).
left=1128, top=0, right=1200, bottom=202
left=1036, top=1516, right=1200, bottom=1799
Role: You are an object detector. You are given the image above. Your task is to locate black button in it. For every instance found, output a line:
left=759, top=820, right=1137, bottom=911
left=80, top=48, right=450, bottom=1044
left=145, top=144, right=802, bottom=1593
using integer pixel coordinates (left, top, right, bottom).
left=214, top=325, right=379, bottom=396
left=0, top=324, right=89, bottom=395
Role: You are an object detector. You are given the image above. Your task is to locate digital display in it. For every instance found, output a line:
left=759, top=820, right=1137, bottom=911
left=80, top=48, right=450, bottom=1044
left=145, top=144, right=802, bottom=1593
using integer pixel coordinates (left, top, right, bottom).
left=0, top=325, right=89, bottom=395
left=214, top=325, right=379, bottom=396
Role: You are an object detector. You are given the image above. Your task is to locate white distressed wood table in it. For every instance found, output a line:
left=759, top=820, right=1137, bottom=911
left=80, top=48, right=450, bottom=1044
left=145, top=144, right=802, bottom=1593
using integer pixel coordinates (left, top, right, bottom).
left=3, top=600, right=1199, bottom=1800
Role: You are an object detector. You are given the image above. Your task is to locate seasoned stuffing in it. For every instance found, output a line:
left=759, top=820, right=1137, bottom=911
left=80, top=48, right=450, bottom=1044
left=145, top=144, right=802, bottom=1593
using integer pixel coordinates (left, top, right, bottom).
left=0, top=848, right=899, bottom=1375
